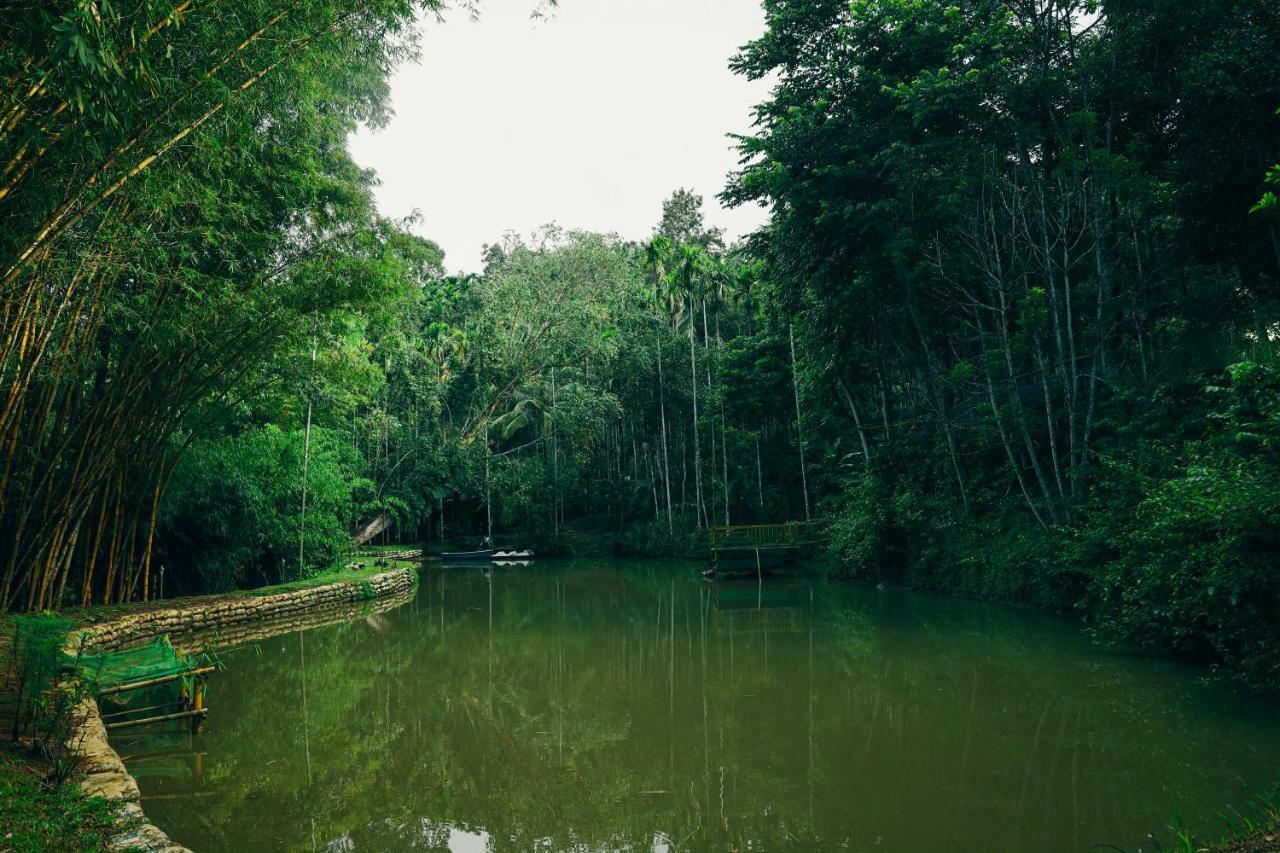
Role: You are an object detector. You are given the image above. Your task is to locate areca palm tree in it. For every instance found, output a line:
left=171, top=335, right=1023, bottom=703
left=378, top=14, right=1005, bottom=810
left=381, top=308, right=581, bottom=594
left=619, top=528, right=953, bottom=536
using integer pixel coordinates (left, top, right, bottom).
left=644, top=236, right=684, bottom=328
left=641, top=238, right=675, bottom=531
left=668, top=243, right=713, bottom=528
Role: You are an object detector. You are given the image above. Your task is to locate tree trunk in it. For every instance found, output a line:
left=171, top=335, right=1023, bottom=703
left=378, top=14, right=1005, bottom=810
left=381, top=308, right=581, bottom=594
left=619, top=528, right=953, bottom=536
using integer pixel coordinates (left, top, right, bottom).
left=789, top=324, right=811, bottom=521
left=836, top=378, right=874, bottom=473
left=354, top=512, right=392, bottom=546
left=754, top=430, right=764, bottom=515
left=298, top=331, right=316, bottom=577
left=977, top=313, right=1049, bottom=531
left=717, top=319, right=729, bottom=525
left=657, top=342, right=673, bottom=531
left=688, top=302, right=706, bottom=528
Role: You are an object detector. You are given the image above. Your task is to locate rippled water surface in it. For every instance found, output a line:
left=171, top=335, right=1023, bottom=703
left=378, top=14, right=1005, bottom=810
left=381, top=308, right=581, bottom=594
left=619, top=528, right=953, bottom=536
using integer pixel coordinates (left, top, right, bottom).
left=114, top=560, right=1280, bottom=851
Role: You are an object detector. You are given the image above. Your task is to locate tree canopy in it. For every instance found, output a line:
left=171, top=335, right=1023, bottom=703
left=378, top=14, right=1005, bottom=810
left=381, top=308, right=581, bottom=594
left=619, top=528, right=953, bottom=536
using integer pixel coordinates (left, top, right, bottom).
left=2, top=0, right=1279, bottom=691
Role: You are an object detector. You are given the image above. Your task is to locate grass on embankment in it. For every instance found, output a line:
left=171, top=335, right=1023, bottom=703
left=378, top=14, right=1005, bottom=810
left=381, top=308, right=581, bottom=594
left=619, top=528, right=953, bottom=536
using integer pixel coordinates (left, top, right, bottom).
left=351, top=542, right=424, bottom=554
left=1211, top=826, right=1280, bottom=852
left=0, top=751, right=137, bottom=853
left=242, top=559, right=418, bottom=596
left=1181, top=798, right=1280, bottom=852
left=58, top=559, right=418, bottom=628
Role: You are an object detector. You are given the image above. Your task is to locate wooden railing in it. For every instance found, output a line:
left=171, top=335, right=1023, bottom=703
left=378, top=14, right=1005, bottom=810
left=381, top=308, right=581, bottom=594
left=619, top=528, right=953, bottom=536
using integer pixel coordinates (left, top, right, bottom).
left=708, top=522, right=824, bottom=551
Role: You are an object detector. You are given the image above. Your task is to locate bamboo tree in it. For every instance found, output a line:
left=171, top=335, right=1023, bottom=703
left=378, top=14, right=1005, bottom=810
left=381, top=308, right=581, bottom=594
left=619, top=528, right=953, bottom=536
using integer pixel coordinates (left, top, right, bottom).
left=299, top=327, right=317, bottom=579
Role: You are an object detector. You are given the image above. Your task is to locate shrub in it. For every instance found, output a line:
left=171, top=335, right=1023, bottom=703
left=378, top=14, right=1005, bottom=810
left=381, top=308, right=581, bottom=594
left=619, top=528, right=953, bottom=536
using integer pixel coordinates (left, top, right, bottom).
left=161, top=425, right=370, bottom=593
left=2, top=616, right=93, bottom=786
left=1089, top=362, right=1280, bottom=687
left=5, top=615, right=74, bottom=743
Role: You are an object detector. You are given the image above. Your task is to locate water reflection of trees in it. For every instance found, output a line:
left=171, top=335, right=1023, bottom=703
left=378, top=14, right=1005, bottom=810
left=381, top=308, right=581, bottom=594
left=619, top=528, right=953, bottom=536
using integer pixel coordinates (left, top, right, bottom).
left=130, top=563, right=1280, bottom=852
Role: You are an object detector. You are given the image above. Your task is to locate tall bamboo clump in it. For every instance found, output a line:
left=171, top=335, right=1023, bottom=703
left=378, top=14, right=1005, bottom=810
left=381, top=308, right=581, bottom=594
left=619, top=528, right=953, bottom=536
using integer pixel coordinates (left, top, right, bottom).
left=0, top=0, right=428, bottom=611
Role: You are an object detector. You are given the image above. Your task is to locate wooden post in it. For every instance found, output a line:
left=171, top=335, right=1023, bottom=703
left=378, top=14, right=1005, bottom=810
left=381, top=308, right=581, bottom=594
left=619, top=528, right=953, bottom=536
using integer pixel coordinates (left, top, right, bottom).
left=190, top=676, right=205, bottom=733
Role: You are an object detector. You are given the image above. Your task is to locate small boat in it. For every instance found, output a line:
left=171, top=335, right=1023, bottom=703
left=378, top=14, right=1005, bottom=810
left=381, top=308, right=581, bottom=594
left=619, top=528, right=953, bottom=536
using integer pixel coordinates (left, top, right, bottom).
left=440, top=549, right=494, bottom=561
left=492, top=550, right=533, bottom=559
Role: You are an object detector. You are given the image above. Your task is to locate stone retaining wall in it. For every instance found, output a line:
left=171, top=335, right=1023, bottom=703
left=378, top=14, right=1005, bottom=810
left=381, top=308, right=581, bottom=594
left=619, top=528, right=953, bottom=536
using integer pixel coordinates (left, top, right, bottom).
left=72, top=568, right=416, bottom=653
left=68, top=568, right=417, bottom=852
left=172, top=584, right=416, bottom=653
left=352, top=549, right=423, bottom=561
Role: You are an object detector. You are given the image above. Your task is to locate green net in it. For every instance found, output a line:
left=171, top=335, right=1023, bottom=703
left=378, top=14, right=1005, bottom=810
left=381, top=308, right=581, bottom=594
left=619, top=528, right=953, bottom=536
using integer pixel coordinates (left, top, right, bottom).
left=75, top=637, right=212, bottom=707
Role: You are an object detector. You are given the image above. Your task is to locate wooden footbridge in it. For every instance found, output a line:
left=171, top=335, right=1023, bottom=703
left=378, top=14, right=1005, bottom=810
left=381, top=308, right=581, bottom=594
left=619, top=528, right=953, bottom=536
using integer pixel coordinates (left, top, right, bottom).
left=706, top=522, right=825, bottom=578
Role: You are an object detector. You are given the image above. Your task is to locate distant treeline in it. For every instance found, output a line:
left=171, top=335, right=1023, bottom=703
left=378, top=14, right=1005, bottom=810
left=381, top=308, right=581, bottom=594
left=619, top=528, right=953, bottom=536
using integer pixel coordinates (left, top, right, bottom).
left=3, top=1, right=1279, bottom=688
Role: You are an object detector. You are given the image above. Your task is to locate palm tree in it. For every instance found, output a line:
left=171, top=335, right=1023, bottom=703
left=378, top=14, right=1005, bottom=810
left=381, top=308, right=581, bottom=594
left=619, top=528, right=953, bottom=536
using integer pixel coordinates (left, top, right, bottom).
left=669, top=244, right=713, bottom=528
left=641, top=238, right=675, bottom=532
left=727, top=258, right=767, bottom=514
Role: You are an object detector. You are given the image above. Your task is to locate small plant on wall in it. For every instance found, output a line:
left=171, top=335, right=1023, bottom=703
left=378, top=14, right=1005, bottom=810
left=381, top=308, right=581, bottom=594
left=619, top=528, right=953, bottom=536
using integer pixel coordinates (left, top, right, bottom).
left=3, top=615, right=92, bottom=784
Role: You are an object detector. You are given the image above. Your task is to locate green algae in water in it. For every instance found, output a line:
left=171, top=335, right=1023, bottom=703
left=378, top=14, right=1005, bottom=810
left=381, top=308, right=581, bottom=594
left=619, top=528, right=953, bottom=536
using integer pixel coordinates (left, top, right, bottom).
left=114, top=560, right=1280, bottom=852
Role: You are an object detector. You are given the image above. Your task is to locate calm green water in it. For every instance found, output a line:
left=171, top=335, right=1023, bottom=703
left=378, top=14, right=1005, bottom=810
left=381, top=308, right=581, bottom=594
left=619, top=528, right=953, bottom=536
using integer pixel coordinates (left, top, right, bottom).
left=115, top=560, right=1280, bottom=852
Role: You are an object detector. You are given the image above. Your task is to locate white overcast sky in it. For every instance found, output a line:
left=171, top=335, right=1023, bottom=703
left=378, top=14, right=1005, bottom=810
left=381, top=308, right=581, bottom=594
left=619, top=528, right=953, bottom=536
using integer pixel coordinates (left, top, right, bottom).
left=346, top=0, right=771, bottom=273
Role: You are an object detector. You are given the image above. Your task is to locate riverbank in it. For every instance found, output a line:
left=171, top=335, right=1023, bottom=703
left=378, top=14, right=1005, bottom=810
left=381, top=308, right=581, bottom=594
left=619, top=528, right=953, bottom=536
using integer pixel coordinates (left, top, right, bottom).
left=0, top=751, right=132, bottom=852
left=1209, top=824, right=1280, bottom=852
left=0, top=565, right=417, bottom=852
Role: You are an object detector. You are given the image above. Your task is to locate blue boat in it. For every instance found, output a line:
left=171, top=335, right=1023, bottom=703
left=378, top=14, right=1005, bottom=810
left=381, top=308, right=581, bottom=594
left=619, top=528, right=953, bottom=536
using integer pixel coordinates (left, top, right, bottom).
left=440, top=549, right=494, bottom=561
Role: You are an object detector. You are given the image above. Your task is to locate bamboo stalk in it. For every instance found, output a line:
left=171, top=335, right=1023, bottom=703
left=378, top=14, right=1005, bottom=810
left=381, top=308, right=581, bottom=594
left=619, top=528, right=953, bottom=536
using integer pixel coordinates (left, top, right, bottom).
left=105, top=707, right=208, bottom=731
left=101, top=701, right=190, bottom=720
left=96, top=667, right=216, bottom=697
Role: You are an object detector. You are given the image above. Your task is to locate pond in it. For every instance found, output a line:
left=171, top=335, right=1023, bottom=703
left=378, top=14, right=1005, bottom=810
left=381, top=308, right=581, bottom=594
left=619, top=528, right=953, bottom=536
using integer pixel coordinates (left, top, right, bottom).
left=113, top=560, right=1280, bottom=852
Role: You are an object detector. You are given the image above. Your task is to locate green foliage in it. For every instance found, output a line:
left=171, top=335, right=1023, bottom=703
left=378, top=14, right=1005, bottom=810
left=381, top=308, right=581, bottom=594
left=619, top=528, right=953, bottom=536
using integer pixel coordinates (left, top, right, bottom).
left=2, top=615, right=98, bottom=786
left=2, top=0, right=1277, bottom=716
left=1161, top=786, right=1280, bottom=852
left=722, top=0, right=1280, bottom=689
left=243, top=562, right=409, bottom=597
left=1089, top=363, right=1280, bottom=687
left=161, top=425, right=368, bottom=593
left=0, top=755, right=135, bottom=853
left=825, top=476, right=897, bottom=583
left=4, top=615, right=74, bottom=742
left=613, top=517, right=703, bottom=559
left=1251, top=108, right=1280, bottom=215
left=0, top=0, right=445, bottom=609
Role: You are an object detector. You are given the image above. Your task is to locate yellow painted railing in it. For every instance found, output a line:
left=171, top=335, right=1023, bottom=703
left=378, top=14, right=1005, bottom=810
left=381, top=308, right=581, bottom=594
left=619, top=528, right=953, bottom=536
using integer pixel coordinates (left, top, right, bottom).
left=708, top=522, right=824, bottom=550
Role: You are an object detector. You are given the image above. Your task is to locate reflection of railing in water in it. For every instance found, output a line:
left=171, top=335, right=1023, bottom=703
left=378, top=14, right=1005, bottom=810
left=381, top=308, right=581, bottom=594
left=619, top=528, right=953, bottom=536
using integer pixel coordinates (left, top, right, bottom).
left=708, top=522, right=825, bottom=551
left=712, top=582, right=810, bottom=633
left=714, top=581, right=808, bottom=609
left=720, top=606, right=805, bottom=633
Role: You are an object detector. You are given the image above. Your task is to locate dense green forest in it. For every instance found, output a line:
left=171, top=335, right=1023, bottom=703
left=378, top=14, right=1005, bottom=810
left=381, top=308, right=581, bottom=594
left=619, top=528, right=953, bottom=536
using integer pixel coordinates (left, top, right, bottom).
left=2, top=0, right=1279, bottom=690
